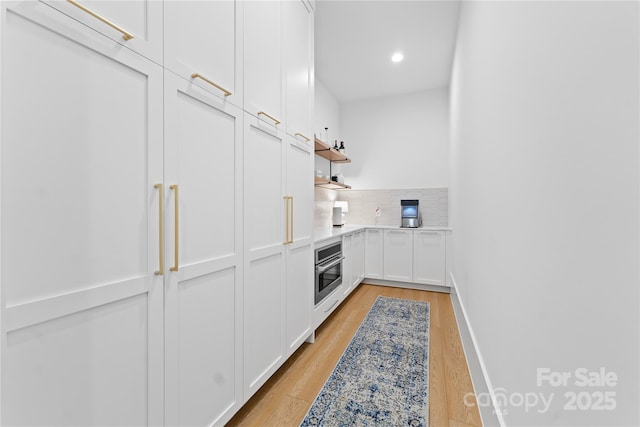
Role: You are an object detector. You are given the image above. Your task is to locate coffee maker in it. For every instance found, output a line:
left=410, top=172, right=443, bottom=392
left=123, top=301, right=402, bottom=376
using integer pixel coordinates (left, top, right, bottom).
left=401, top=200, right=421, bottom=228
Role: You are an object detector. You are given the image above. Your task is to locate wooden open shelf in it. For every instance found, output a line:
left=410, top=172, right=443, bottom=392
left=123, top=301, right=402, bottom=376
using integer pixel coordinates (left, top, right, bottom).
left=314, top=176, right=351, bottom=190
left=314, top=137, right=351, bottom=163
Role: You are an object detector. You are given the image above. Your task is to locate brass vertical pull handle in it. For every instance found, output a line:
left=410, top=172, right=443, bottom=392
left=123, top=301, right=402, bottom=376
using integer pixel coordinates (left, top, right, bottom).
left=283, top=196, right=290, bottom=244
left=154, top=183, right=164, bottom=276
left=66, top=0, right=134, bottom=40
left=294, top=133, right=311, bottom=142
left=289, top=196, right=294, bottom=244
left=170, top=185, right=179, bottom=272
left=191, top=73, right=232, bottom=97
left=257, top=111, right=281, bottom=125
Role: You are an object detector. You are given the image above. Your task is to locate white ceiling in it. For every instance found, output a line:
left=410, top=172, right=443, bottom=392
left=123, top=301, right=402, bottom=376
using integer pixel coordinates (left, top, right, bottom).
left=315, top=0, right=461, bottom=104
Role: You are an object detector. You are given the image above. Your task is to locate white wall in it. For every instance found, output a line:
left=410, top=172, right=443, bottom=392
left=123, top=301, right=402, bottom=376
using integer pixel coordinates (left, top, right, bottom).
left=450, top=2, right=639, bottom=426
left=314, top=78, right=340, bottom=178
left=314, top=78, right=340, bottom=143
left=340, top=88, right=449, bottom=190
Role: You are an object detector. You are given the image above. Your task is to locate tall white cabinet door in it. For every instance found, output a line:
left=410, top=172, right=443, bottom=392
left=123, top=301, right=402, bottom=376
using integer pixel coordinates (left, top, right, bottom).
left=42, top=0, right=163, bottom=63
left=243, top=114, right=286, bottom=398
left=413, top=230, right=446, bottom=286
left=284, top=136, right=313, bottom=355
left=1, top=3, right=163, bottom=425
left=365, top=229, right=384, bottom=279
left=164, top=0, right=240, bottom=105
left=383, top=229, right=414, bottom=282
left=163, top=73, right=243, bottom=427
left=244, top=0, right=283, bottom=122
left=283, top=0, right=312, bottom=141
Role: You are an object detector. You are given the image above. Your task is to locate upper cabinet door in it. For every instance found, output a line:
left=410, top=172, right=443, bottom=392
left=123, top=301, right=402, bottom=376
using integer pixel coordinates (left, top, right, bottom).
left=284, top=0, right=312, bottom=142
left=42, top=0, right=162, bottom=63
left=164, top=0, right=240, bottom=105
left=244, top=1, right=283, bottom=124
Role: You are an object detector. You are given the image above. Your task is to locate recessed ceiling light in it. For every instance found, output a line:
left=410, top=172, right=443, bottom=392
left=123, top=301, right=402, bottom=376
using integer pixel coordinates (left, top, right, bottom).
left=391, top=52, right=404, bottom=63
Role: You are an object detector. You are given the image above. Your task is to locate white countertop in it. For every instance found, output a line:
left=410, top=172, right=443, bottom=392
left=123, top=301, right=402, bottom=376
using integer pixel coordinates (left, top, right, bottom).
left=314, top=224, right=452, bottom=245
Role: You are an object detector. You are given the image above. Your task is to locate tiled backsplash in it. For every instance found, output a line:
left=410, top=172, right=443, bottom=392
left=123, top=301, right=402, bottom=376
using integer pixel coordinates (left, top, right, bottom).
left=314, top=187, right=338, bottom=228
left=315, top=187, right=448, bottom=228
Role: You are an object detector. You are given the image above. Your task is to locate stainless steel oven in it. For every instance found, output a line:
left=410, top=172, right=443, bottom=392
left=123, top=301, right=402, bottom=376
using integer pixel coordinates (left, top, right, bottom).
left=315, top=241, right=344, bottom=305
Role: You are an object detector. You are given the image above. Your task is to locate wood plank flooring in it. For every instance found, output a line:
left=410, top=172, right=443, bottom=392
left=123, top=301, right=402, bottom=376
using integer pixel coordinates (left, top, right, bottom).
left=227, top=284, right=483, bottom=427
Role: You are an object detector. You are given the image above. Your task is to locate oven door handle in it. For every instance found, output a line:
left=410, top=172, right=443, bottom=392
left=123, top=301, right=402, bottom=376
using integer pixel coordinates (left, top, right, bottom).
left=316, top=256, right=345, bottom=274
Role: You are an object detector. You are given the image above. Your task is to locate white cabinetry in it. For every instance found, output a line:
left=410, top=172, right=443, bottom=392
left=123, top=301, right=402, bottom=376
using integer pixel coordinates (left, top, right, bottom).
left=243, top=117, right=313, bottom=399
left=313, top=281, right=343, bottom=329
left=342, top=233, right=353, bottom=297
left=413, top=230, right=446, bottom=286
left=0, top=3, right=163, bottom=424
left=284, top=136, right=313, bottom=356
left=383, top=229, right=414, bottom=282
left=353, top=230, right=366, bottom=283
left=244, top=0, right=283, bottom=122
left=1, top=0, right=314, bottom=424
left=243, top=116, right=286, bottom=398
left=343, top=230, right=365, bottom=297
left=164, top=0, right=240, bottom=104
left=163, top=73, right=243, bottom=426
left=43, top=0, right=163, bottom=63
left=284, top=0, right=312, bottom=141
left=365, top=229, right=384, bottom=279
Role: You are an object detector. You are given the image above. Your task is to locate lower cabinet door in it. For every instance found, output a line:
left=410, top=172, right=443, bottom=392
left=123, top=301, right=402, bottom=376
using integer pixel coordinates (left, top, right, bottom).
left=342, top=234, right=353, bottom=296
left=163, top=73, right=243, bottom=426
left=286, top=242, right=313, bottom=355
left=352, top=231, right=364, bottom=286
left=365, top=229, right=384, bottom=279
left=383, top=230, right=414, bottom=282
left=413, top=230, right=446, bottom=285
left=1, top=3, right=164, bottom=425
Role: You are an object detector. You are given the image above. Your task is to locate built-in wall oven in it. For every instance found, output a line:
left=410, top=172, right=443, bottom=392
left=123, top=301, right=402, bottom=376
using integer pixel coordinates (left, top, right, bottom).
left=315, top=241, right=344, bottom=305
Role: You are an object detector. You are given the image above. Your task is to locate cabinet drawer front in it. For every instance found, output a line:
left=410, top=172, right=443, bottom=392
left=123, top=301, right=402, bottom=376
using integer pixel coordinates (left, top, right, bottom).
left=244, top=0, right=282, bottom=120
left=165, top=0, right=238, bottom=104
left=284, top=0, right=311, bottom=138
left=42, top=0, right=163, bottom=63
left=313, top=287, right=342, bottom=329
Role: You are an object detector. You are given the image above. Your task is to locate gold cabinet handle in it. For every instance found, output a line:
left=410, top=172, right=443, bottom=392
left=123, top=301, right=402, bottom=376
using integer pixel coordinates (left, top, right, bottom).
left=169, top=185, right=179, bottom=272
left=283, top=196, right=294, bottom=244
left=294, top=133, right=311, bottom=142
left=289, top=196, right=294, bottom=243
left=154, top=183, right=164, bottom=276
left=66, top=0, right=134, bottom=40
left=258, top=111, right=281, bottom=125
left=191, top=73, right=232, bottom=97
left=283, top=196, right=290, bottom=244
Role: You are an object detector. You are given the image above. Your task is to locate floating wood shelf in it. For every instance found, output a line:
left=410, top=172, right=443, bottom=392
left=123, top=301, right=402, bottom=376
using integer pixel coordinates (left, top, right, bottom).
left=314, top=137, right=351, bottom=163
left=314, top=177, right=351, bottom=190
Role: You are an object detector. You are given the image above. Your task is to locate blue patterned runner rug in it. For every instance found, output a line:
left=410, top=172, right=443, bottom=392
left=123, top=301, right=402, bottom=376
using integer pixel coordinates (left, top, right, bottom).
left=301, top=296, right=430, bottom=426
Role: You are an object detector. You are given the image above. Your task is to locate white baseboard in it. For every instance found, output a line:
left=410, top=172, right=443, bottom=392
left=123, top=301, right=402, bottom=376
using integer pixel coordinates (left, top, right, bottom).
left=449, top=273, right=505, bottom=427
left=362, top=278, right=451, bottom=294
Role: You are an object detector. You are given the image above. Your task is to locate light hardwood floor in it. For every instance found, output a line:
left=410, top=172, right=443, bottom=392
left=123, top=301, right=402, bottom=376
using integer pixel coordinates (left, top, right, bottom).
left=227, top=284, right=483, bottom=427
